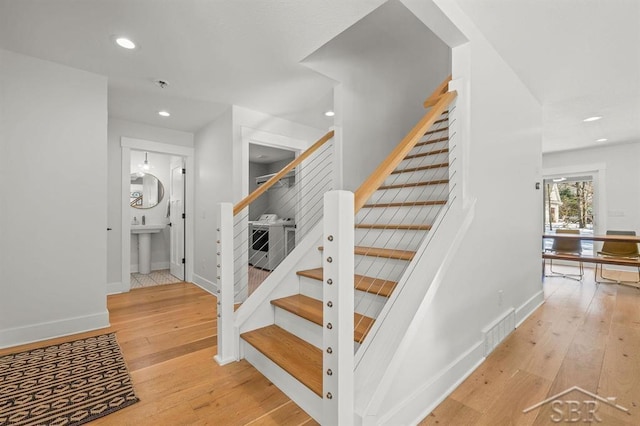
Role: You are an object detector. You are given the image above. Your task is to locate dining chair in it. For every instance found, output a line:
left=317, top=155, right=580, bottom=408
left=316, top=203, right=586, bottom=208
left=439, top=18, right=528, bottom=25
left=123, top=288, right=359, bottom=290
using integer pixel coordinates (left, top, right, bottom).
left=545, top=229, right=583, bottom=281
left=595, top=230, right=640, bottom=284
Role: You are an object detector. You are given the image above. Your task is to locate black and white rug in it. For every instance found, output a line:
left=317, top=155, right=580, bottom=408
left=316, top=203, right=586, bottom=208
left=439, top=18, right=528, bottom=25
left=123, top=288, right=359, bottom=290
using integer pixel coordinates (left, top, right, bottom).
left=0, top=333, right=139, bottom=425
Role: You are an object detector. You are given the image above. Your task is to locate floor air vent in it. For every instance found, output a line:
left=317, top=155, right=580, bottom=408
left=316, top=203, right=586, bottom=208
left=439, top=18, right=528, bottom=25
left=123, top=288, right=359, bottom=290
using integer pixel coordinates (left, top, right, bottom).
left=482, top=308, right=515, bottom=356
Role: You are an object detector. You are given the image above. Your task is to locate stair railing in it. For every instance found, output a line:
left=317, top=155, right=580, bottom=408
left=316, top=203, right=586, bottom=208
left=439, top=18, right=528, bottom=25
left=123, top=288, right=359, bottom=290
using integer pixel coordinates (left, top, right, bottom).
left=322, top=75, right=458, bottom=421
left=349, top=77, right=458, bottom=346
left=216, top=130, right=335, bottom=364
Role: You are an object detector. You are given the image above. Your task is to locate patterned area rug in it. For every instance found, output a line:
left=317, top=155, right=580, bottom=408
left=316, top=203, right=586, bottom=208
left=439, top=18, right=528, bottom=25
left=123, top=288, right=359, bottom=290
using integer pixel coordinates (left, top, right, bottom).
left=0, top=333, right=138, bottom=425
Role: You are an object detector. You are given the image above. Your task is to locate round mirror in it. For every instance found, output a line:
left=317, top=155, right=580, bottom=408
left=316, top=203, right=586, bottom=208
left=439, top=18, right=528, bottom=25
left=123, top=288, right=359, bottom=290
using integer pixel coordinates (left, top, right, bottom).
left=130, top=173, right=165, bottom=209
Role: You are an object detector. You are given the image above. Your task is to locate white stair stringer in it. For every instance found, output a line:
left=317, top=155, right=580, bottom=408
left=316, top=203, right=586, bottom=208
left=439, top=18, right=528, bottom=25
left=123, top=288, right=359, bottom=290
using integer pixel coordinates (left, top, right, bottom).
left=353, top=199, right=475, bottom=424
left=242, top=340, right=323, bottom=423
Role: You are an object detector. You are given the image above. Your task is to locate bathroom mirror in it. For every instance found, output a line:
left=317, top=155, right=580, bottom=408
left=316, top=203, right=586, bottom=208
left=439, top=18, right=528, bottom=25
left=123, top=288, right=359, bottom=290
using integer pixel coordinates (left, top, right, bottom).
left=130, top=173, right=164, bottom=209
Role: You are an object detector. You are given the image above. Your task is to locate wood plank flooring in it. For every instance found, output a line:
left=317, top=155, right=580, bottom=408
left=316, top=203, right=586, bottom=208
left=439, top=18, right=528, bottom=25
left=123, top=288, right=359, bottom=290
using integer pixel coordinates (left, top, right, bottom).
left=0, top=282, right=317, bottom=426
left=4, top=265, right=640, bottom=425
left=420, top=266, right=640, bottom=425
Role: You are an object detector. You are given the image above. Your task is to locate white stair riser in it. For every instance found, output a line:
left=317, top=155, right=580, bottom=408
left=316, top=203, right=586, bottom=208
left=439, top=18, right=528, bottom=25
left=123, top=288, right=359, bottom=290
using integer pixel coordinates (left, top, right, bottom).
left=385, top=166, right=449, bottom=185
left=299, top=276, right=387, bottom=318
left=369, top=184, right=449, bottom=204
left=241, top=341, right=323, bottom=422
left=274, top=307, right=322, bottom=348
left=400, top=152, right=449, bottom=169
left=355, top=228, right=428, bottom=252
left=354, top=256, right=408, bottom=282
left=417, top=131, right=448, bottom=144
left=410, top=141, right=448, bottom=156
left=357, top=204, right=444, bottom=225
left=273, top=306, right=361, bottom=352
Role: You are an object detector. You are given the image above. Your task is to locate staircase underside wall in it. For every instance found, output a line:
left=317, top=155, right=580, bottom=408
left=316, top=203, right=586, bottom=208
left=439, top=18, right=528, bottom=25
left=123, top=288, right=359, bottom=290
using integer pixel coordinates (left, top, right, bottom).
left=360, top=1, right=543, bottom=424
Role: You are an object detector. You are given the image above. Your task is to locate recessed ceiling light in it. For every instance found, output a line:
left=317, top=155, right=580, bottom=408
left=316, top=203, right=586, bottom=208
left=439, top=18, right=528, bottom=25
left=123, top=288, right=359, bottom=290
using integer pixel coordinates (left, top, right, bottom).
left=324, top=110, right=335, bottom=117
left=596, top=138, right=608, bottom=142
left=115, top=37, right=136, bottom=49
left=158, top=111, right=170, bottom=117
left=583, top=116, right=602, bottom=122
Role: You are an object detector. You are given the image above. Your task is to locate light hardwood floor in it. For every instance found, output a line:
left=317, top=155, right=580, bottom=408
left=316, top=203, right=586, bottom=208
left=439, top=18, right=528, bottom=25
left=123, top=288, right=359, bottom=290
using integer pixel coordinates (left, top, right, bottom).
left=3, top=266, right=640, bottom=425
left=0, top=283, right=317, bottom=426
left=420, top=266, right=640, bottom=425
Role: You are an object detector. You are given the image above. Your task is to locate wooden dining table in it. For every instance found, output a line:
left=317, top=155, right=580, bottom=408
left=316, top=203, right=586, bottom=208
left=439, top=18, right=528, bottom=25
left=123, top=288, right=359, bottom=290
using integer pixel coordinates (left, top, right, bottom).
left=542, top=233, right=640, bottom=243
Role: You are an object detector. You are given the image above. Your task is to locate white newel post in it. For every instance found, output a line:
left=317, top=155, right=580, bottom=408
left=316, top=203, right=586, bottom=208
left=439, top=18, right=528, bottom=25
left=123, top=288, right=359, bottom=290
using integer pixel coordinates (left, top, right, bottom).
left=323, top=190, right=355, bottom=425
left=215, top=202, right=236, bottom=365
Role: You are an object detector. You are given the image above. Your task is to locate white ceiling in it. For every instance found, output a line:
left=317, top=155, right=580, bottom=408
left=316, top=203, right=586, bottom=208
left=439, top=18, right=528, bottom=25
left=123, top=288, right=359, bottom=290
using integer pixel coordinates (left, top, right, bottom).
left=1, top=0, right=638, bottom=153
left=0, top=0, right=386, bottom=132
left=249, top=144, right=296, bottom=164
left=454, top=0, right=640, bottom=153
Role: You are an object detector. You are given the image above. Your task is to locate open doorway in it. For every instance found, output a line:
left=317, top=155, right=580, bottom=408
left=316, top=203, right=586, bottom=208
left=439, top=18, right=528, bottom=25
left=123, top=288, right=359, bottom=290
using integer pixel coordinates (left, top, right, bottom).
left=543, top=175, right=594, bottom=255
left=120, top=137, right=194, bottom=293
left=246, top=143, right=298, bottom=294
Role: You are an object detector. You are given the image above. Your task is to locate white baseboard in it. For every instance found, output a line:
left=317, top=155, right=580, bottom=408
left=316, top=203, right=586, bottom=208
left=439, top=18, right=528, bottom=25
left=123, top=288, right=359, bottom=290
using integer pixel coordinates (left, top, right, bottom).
left=515, top=289, right=545, bottom=328
left=375, top=288, right=546, bottom=425
left=107, top=281, right=128, bottom=295
left=192, top=273, right=218, bottom=296
left=0, top=311, right=110, bottom=350
left=378, top=341, right=485, bottom=426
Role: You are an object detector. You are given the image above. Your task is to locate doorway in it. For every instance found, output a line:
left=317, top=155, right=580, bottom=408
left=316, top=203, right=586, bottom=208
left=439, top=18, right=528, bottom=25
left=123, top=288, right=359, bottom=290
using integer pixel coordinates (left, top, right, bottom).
left=121, top=138, right=194, bottom=292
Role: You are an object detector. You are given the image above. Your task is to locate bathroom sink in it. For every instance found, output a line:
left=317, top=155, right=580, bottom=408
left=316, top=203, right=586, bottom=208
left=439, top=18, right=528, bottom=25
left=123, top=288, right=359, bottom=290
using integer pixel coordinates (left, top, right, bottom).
left=131, top=224, right=166, bottom=234
left=131, top=224, right=166, bottom=275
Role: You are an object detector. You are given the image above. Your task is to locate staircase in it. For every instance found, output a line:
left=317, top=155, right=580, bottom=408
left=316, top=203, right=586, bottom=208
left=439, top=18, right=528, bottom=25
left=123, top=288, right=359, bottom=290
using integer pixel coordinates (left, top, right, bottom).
left=239, top=108, right=452, bottom=414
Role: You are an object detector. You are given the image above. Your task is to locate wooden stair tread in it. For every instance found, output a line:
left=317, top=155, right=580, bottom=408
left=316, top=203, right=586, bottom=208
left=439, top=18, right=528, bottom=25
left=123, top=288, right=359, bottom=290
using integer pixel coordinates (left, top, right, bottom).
left=319, top=245, right=415, bottom=261
left=379, top=179, right=449, bottom=190
left=353, top=246, right=415, bottom=260
left=392, top=162, right=448, bottom=174
left=362, top=200, right=447, bottom=208
left=297, top=268, right=397, bottom=298
left=403, top=149, right=449, bottom=161
left=356, top=223, right=432, bottom=231
left=271, top=294, right=374, bottom=343
left=241, top=325, right=322, bottom=396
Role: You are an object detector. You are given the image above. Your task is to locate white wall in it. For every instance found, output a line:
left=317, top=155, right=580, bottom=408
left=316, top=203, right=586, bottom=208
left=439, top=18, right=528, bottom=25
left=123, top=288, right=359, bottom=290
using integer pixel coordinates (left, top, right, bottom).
left=303, top=0, right=451, bottom=191
left=107, top=118, right=193, bottom=286
left=358, top=1, right=544, bottom=422
left=248, top=161, right=270, bottom=221
left=543, top=141, right=640, bottom=233
left=194, top=108, right=234, bottom=287
left=0, top=49, right=109, bottom=347
left=193, top=106, right=324, bottom=289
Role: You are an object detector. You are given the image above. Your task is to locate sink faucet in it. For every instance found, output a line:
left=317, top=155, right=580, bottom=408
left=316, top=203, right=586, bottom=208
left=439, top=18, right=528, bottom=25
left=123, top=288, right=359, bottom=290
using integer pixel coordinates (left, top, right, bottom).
left=142, top=215, right=146, bottom=225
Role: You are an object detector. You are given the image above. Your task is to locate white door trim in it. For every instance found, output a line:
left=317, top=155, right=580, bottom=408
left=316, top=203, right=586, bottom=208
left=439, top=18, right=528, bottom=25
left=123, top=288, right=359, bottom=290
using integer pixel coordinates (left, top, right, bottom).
left=121, top=138, right=195, bottom=291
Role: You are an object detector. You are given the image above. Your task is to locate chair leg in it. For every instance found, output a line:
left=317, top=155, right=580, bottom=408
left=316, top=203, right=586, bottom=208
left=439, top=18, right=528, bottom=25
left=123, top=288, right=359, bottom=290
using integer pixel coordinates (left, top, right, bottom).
left=545, top=259, right=583, bottom=281
left=596, top=264, right=640, bottom=286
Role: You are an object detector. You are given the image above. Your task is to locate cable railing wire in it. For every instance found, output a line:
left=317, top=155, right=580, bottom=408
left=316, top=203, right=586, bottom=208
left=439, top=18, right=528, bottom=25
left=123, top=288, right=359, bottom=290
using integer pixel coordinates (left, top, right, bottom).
left=347, top=109, right=459, bottom=339
left=230, top=141, right=335, bottom=301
